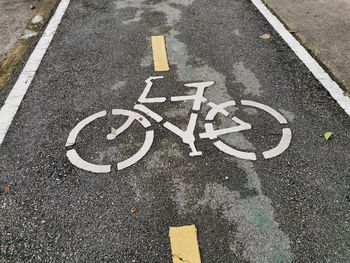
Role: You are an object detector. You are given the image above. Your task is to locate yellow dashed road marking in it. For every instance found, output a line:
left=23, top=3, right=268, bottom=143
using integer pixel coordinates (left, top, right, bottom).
left=169, top=225, right=201, bottom=263
left=151, top=35, right=170, bottom=72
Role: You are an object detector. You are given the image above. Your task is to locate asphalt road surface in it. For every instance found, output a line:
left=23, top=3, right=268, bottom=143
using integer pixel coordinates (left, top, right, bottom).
left=1, top=0, right=350, bottom=262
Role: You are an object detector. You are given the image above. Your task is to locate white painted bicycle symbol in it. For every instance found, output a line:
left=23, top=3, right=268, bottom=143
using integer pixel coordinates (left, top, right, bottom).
left=65, top=76, right=292, bottom=173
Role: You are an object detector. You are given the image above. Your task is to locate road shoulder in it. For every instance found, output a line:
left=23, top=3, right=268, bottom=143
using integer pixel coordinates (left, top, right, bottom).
left=0, top=0, right=59, bottom=93
left=264, top=0, right=350, bottom=94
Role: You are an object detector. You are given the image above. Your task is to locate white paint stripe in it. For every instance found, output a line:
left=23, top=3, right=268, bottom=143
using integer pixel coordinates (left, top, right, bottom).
left=205, top=101, right=236, bottom=121
left=251, top=0, right=350, bottom=117
left=187, top=113, right=199, bottom=134
left=117, top=130, right=154, bottom=170
left=171, top=82, right=213, bottom=111
left=134, top=104, right=163, bottom=122
left=66, top=111, right=107, bottom=147
left=107, top=116, right=134, bottom=140
left=163, top=122, right=186, bottom=140
left=112, top=109, right=151, bottom=128
left=263, top=128, right=292, bottom=159
left=138, top=76, right=166, bottom=104
left=66, top=149, right=111, bottom=173
left=0, top=0, right=71, bottom=146
left=241, top=100, right=287, bottom=124
left=110, top=109, right=154, bottom=170
left=214, top=141, right=257, bottom=160
left=200, top=117, right=252, bottom=139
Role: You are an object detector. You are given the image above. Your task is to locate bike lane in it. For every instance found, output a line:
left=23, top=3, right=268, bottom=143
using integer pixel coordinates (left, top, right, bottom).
left=1, top=0, right=350, bottom=262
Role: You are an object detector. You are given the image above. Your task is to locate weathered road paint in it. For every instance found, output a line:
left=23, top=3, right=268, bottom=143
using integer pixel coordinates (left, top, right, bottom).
left=65, top=109, right=154, bottom=173
left=151, top=36, right=170, bottom=72
left=65, top=77, right=292, bottom=173
left=169, top=225, right=201, bottom=263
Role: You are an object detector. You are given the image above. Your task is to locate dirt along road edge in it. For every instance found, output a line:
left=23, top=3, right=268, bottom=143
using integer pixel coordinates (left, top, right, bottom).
left=0, top=0, right=59, bottom=93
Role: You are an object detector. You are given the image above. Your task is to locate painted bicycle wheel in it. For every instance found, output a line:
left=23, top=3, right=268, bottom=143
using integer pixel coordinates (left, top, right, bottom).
left=200, top=100, right=292, bottom=160
left=65, top=109, right=154, bottom=173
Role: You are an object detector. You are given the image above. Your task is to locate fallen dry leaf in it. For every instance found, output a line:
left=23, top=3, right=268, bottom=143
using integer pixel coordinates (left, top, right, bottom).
left=4, top=186, right=12, bottom=193
left=259, top=33, right=271, bottom=40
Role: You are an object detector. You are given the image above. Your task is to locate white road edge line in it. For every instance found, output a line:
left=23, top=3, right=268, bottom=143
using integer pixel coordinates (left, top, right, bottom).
left=251, top=0, right=350, bottom=117
left=0, top=0, right=71, bottom=146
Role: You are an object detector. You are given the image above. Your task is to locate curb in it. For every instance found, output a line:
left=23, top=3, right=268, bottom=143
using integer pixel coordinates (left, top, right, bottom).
left=252, top=0, right=350, bottom=117
left=260, top=0, right=349, bottom=94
